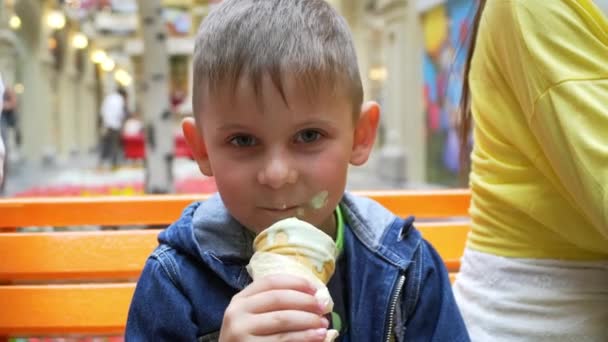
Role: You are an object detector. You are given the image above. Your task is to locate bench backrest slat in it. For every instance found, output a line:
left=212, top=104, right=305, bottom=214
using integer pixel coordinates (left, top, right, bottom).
left=0, top=230, right=158, bottom=280
left=0, top=223, right=468, bottom=281
left=418, top=222, right=469, bottom=272
left=0, top=284, right=134, bottom=335
left=0, top=190, right=470, bottom=228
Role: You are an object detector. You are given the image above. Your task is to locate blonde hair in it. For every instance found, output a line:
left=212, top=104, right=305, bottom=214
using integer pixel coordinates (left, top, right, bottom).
left=192, top=0, right=363, bottom=118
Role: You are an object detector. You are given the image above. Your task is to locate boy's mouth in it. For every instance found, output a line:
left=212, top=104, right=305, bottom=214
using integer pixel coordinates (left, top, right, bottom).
left=259, top=191, right=329, bottom=215
left=260, top=205, right=299, bottom=213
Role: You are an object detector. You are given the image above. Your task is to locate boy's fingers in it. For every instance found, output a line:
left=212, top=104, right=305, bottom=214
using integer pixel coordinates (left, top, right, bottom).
left=246, top=289, right=325, bottom=315
left=249, top=310, right=329, bottom=336
left=255, top=328, right=329, bottom=342
left=236, top=274, right=317, bottom=298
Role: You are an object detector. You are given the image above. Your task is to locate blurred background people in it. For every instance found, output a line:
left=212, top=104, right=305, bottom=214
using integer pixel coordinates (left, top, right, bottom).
left=1, top=82, right=20, bottom=153
left=98, top=87, right=128, bottom=170
left=0, top=75, right=5, bottom=194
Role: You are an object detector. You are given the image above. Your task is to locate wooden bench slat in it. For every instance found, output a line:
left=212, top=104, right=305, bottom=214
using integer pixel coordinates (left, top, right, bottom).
left=449, top=273, right=457, bottom=284
left=0, top=273, right=463, bottom=336
left=0, top=230, right=159, bottom=281
left=417, top=222, right=469, bottom=272
left=0, top=284, right=134, bottom=335
left=0, top=194, right=205, bottom=228
left=0, top=190, right=470, bottom=228
left=0, top=223, right=468, bottom=281
left=362, top=190, right=470, bottom=219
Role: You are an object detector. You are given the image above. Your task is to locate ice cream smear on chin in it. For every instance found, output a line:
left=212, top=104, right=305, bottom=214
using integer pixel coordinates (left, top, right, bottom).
left=310, top=191, right=329, bottom=209
left=296, top=190, right=329, bottom=217
left=247, top=217, right=340, bottom=342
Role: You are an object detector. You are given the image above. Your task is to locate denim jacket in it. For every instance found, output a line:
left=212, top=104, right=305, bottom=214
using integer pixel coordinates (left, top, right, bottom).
left=126, top=192, right=469, bottom=341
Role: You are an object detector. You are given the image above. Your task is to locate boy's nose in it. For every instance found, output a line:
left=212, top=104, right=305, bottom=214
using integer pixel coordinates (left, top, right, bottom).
left=257, top=153, right=298, bottom=189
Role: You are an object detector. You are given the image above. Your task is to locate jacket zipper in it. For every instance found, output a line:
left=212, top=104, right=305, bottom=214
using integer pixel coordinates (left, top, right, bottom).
left=384, top=274, right=406, bottom=342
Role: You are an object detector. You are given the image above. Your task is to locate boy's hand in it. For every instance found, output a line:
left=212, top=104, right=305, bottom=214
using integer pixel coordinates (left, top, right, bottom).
left=219, top=275, right=330, bottom=342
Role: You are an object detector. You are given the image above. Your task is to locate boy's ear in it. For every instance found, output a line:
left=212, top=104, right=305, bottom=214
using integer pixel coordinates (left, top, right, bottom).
left=350, top=101, right=380, bottom=166
left=182, top=117, right=213, bottom=176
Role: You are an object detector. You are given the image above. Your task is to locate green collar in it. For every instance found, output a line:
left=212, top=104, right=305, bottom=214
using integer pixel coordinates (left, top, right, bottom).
left=335, top=205, right=345, bottom=255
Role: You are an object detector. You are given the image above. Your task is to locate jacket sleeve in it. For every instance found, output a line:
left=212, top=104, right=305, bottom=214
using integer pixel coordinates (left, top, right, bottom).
left=402, top=240, right=470, bottom=342
left=126, top=256, right=199, bottom=341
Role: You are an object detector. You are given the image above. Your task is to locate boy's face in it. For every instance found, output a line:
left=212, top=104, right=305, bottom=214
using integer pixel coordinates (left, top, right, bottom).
left=184, top=74, right=379, bottom=235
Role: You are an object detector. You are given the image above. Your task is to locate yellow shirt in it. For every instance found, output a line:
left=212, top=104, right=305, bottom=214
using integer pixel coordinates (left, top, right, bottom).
left=468, top=0, right=608, bottom=259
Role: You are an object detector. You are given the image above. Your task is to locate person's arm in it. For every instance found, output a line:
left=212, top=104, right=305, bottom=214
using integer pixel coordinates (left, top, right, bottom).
left=9, top=89, right=16, bottom=109
left=497, top=1, right=608, bottom=237
left=126, top=257, right=199, bottom=340
left=402, top=240, right=469, bottom=341
left=530, top=82, right=608, bottom=237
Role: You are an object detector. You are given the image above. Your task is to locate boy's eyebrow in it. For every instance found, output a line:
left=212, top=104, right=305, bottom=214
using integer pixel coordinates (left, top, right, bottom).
left=215, top=115, right=340, bottom=133
left=293, top=118, right=337, bottom=129
left=217, top=123, right=251, bottom=132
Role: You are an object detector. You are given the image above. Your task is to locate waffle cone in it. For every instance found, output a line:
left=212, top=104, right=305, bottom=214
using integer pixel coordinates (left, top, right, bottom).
left=250, top=218, right=337, bottom=283
left=247, top=218, right=340, bottom=340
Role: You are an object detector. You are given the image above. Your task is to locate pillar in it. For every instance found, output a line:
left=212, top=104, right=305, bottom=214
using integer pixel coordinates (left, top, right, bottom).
left=380, top=0, right=425, bottom=184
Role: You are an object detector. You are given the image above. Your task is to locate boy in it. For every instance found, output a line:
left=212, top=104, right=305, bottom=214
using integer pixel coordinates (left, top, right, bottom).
left=126, top=1, right=469, bottom=341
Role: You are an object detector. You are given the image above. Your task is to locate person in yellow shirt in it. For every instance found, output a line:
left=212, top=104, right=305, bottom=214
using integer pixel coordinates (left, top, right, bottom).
left=453, top=0, right=608, bottom=340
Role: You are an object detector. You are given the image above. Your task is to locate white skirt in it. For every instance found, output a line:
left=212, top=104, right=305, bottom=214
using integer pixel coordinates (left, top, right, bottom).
left=453, top=248, right=608, bottom=342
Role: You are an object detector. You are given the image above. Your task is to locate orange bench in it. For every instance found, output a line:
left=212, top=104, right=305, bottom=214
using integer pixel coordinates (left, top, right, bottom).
left=0, top=190, right=470, bottom=338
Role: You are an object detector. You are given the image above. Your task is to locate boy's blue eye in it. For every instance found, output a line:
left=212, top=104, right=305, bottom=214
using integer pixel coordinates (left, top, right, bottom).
left=229, top=135, right=257, bottom=147
left=295, top=129, right=322, bottom=144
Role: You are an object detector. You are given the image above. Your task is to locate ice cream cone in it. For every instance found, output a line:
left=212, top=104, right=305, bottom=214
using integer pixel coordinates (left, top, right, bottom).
left=247, top=217, right=340, bottom=342
left=250, top=217, right=338, bottom=282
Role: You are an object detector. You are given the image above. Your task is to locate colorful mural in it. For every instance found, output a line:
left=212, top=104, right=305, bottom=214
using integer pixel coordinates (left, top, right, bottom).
left=421, top=0, right=474, bottom=185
